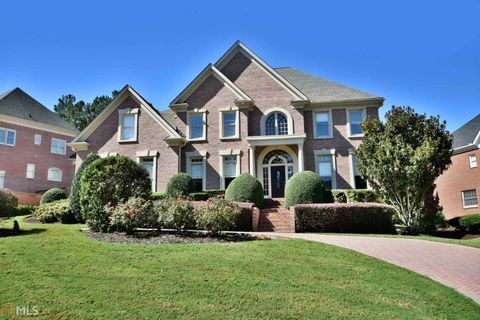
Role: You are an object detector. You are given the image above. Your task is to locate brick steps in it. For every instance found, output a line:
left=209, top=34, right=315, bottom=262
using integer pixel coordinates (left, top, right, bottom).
left=257, top=198, right=293, bottom=232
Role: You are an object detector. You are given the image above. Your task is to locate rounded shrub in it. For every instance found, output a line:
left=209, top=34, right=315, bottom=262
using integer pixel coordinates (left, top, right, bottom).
left=285, top=171, right=324, bottom=208
left=195, top=198, right=241, bottom=234
left=166, top=173, right=195, bottom=197
left=0, top=189, right=18, bottom=217
left=80, top=155, right=151, bottom=232
left=34, top=199, right=74, bottom=223
left=70, top=153, right=100, bottom=222
left=155, top=196, right=196, bottom=231
left=225, top=173, right=264, bottom=209
left=108, top=197, right=156, bottom=234
left=459, top=214, right=480, bottom=233
left=41, top=188, right=67, bottom=205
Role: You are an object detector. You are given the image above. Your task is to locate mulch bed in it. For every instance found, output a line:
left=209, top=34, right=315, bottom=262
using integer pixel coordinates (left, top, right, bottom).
left=82, top=229, right=260, bottom=244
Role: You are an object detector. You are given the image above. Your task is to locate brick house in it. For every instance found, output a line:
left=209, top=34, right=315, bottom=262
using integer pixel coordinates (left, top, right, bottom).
left=69, top=41, right=383, bottom=199
left=0, top=88, right=78, bottom=204
left=436, top=114, right=479, bottom=220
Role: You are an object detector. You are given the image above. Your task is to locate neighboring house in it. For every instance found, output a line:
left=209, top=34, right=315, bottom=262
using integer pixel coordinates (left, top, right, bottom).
left=69, top=41, right=384, bottom=198
left=436, top=114, right=480, bottom=220
left=0, top=88, right=78, bottom=204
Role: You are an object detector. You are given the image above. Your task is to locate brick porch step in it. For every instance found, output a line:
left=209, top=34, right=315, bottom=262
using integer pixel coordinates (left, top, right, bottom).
left=257, top=198, right=293, bottom=232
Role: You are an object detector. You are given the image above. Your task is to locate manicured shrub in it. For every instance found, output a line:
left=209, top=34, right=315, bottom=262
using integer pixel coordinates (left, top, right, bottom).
left=225, top=173, right=264, bottom=209
left=189, top=192, right=209, bottom=201
left=80, top=155, right=151, bottom=232
left=14, top=205, right=36, bottom=216
left=35, top=199, right=74, bottom=224
left=294, top=203, right=396, bottom=234
left=70, top=153, right=100, bottom=222
left=195, top=198, right=241, bottom=234
left=459, top=214, right=480, bottom=233
left=41, top=188, right=67, bottom=205
left=150, top=192, right=166, bottom=201
left=108, top=197, right=156, bottom=234
left=0, top=189, right=18, bottom=217
left=285, top=171, right=324, bottom=208
left=166, top=173, right=195, bottom=198
left=331, top=189, right=382, bottom=203
left=155, top=197, right=196, bottom=231
left=205, top=190, right=225, bottom=198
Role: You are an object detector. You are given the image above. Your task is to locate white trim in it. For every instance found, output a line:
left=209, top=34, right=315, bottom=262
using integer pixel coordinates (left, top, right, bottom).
left=461, top=189, right=478, bottom=209
left=26, top=163, right=35, bottom=179
left=98, top=152, right=118, bottom=158
left=47, top=167, right=63, bottom=182
left=0, top=114, right=78, bottom=137
left=312, top=109, right=333, bottom=139
left=117, top=108, right=139, bottom=142
left=246, top=133, right=306, bottom=147
left=313, top=149, right=337, bottom=189
left=136, top=150, right=159, bottom=192
left=0, top=127, right=16, bottom=146
left=346, top=107, right=367, bottom=138
left=260, top=107, right=294, bottom=135
left=219, top=108, right=240, bottom=140
left=304, top=99, right=384, bottom=110
left=186, top=151, right=208, bottom=191
left=214, top=41, right=309, bottom=102
left=186, top=110, right=207, bottom=141
left=219, top=150, right=241, bottom=189
left=34, top=134, right=42, bottom=145
left=469, top=154, right=477, bottom=168
left=50, top=137, right=67, bottom=155
left=0, top=171, right=4, bottom=189
left=348, top=149, right=355, bottom=188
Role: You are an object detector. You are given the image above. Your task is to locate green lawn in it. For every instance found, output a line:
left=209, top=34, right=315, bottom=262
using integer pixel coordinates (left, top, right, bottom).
left=1, top=217, right=479, bottom=320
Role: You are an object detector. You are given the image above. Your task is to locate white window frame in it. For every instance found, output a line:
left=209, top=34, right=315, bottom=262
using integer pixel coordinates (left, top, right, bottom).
left=219, top=149, right=241, bottom=189
left=34, top=134, right=42, bottom=145
left=313, top=149, right=337, bottom=189
left=0, top=171, right=5, bottom=189
left=136, top=150, right=159, bottom=192
left=219, top=108, right=240, bottom=140
left=313, top=110, right=333, bottom=139
left=462, top=189, right=478, bottom=208
left=348, top=149, right=370, bottom=189
left=346, top=107, right=366, bottom=138
left=118, top=108, right=139, bottom=142
left=187, top=110, right=207, bottom=141
left=47, top=167, right=63, bottom=182
left=26, top=164, right=35, bottom=179
left=50, top=138, right=67, bottom=155
left=469, top=155, right=477, bottom=168
left=260, top=108, right=294, bottom=136
left=0, top=127, right=16, bottom=146
left=186, top=151, right=208, bottom=191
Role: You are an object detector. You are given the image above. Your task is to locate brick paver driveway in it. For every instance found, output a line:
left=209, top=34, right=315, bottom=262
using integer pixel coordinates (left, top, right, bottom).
left=262, top=233, right=480, bottom=304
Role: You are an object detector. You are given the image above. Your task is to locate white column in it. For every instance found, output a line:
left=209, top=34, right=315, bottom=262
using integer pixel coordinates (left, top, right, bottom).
left=298, top=143, right=304, bottom=172
left=248, top=145, right=256, bottom=176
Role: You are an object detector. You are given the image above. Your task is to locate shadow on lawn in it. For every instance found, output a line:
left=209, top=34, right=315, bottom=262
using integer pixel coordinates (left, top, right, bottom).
left=0, top=228, right=46, bottom=238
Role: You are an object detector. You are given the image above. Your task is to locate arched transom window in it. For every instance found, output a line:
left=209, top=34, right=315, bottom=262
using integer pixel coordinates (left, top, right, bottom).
left=265, top=112, right=289, bottom=135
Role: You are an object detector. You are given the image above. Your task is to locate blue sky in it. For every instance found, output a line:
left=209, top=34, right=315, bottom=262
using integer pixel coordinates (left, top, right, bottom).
left=0, top=0, right=478, bottom=131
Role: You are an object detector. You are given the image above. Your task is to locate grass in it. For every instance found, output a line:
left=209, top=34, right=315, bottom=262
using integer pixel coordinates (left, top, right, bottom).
left=0, top=217, right=479, bottom=320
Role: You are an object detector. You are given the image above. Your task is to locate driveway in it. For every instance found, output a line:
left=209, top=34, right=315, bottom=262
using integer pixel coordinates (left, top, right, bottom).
left=259, top=233, right=480, bottom=304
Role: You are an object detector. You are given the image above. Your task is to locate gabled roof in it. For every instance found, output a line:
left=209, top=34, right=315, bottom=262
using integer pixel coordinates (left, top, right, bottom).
left=170, top=64, right=252, bottom=106
left=71, top=85, right=181, bottom=144
left=0, top=87, right=78, bottom=132
left=452, top=114, right=480, bottom=150
left=274, top=67, right=383, bottom=104
left=214, top=41, right=309, bottom=102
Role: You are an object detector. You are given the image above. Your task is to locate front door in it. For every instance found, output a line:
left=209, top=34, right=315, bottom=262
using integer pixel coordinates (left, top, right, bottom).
left=270, top=166, right=286, bottom=198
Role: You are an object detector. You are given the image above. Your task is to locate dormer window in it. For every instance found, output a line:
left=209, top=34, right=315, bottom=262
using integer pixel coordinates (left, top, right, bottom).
left=118, top=108, right=139, bottom=142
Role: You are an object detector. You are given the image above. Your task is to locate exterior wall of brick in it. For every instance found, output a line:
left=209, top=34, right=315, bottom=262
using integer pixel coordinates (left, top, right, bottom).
left=435, top=149, right=480, bottom=220
left=0, top=120, right=75, bottom=204
left=78, top=96, right=180, bottom=192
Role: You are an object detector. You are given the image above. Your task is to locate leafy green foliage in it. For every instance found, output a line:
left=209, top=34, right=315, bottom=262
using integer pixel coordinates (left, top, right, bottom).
left=150, top=192, right=166, bottom=201
left=225, top=173, right=264, bottom=209
left=41, top=188, right=67, bottom=205
left=14, top=205, right=36, bottom=216
left=285, top=171, right=324, bottom=208
left=70, top=153, right=100, bottom=222
left=108, top=197, right=156, bottom=234
left=189, top=192, right=209, bottom=201
left=355, top=106, right=452, bottom=232
left=166, top=173, right=195, bottom=198
left=154, top=197, right=196, bottom=231
left=35, top=199, right=74, bottom=224
left=332, top=189, right=382, bottom=203
left=294, top=203, right=396, bottom=233
left=80, top=155, right=151, bottom=232
left=195, top=198, right=241, bottom=234
left=0, top=189, right=18, bottom=217
left=459, top=214, right=480, bottom=233
left=54, top=90, right=119, bottom=130
left=420, top=192, right=445, bottom=232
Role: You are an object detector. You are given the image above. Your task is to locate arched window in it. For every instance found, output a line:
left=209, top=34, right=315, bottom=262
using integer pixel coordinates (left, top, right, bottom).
left=265, top=112, right=288, bottom=135
left=47, top=168, right=62, bottom=182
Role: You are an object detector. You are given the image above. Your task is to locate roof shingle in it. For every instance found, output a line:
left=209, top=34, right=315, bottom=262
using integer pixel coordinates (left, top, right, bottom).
left=452, top=114, right=480, bottom=149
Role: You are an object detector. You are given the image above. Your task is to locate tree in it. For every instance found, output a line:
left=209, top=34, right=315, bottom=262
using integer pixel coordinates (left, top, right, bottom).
left=355, top=106, right=452, bottom=233
left=54, top=90, right=119, bottom=131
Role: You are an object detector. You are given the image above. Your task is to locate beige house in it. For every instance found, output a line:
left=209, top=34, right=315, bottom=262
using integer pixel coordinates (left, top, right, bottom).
left=69, top=41, right=384, bottom=198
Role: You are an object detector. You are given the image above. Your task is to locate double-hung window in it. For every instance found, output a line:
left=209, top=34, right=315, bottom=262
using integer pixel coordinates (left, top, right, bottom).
left=190, top=157, right=204, bottom=192
left=188, top=112, right=206, bottom=140
left=462, top=190, right=478, bottom=208
left=351, top=154, right=367, bottom=189
left=469, top=155, right=477, bottom=168
left=348, top=109, right=366, bottom=137
left=118, top=108, right=139, bottom=142
left=139, top=158, right=155, bottom=191
left=51, top=138, right=67, bottom=155
left=220, top=110, right=239, bottom=139
left=0, top=127, right=16, bottom=146
left=34, top=134, right=42, bottom=145
left=223, top=156, right=237, bottom=189
left=26, top=164, right=35, bottom=179
left=47, top=168, right=62, bottom=182
left=315, top=152, right=336, bottom=190
left=314, top=111, right=332, bottom=138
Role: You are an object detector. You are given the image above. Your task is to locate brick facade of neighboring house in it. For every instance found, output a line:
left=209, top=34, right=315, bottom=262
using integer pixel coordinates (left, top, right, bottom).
left=70, top=41, right=384, bottom=198
left=0, top=88, right=78, bottom=205
left=436, top=114, right=480, bottom=220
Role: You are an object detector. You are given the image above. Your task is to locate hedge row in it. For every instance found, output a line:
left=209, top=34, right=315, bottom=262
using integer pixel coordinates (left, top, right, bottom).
left=294, top=203, right=395, bottom=234
left=331, top=189, right=382, bottom=203
left=459, top=214, right=480, bottom=233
